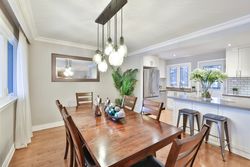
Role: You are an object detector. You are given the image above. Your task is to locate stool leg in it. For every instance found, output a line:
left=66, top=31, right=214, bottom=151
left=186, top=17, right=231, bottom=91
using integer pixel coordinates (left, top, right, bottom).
left=183, top=115, right=188, bottom=133
left=189, top=115, right=194, bottom=136
left=224, top=121, right=231, bottom=153
left=217, top=122, right=226, bottom=161
left=205, top=119, right=212, bottom=142
left=177, top=112, right=181, bottom=128
left=196, top=114, right=201, bottom=132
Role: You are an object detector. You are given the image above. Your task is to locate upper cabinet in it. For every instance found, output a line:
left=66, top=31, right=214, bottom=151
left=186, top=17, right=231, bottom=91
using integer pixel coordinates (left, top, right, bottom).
left=143, top=55, right=166, bottom=78
left=226, top=47, right=250, bottom=77
left=159, top=60, right=166, bottom=78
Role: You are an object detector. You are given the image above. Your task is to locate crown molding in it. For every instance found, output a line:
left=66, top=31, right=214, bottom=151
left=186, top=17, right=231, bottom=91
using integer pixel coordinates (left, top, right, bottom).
left=129, top=14, right=250, bottom=56
left=35, top=36, right=96, bottom=50
left=7, top=0, right=33, bottom=41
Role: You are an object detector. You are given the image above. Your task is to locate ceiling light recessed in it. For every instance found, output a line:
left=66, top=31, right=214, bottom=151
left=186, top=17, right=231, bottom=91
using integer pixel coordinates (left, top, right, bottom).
left=173, top=54, right=176, bottom=57
left=227, top=43, right=232, bottom=47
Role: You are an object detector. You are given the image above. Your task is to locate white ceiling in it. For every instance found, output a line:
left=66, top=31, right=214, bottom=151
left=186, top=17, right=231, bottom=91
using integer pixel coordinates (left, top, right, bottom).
left=17, top=0, right=250, bottom=59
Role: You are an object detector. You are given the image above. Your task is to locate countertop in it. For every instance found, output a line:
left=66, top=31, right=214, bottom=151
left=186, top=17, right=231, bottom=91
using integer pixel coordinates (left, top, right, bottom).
left=223, top=94, right=250, bottom=98
left=168, top=95, right=250, bottom=110
left=166, top=87, right=195, bottom=93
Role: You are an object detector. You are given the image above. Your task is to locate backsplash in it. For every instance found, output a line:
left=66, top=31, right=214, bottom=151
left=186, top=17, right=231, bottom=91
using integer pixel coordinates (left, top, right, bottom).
left=226, top=77, right=250, bottom=96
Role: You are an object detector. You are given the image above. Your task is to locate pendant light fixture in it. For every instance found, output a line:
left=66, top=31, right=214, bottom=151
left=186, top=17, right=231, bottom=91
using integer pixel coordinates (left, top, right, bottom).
left=118, top=8, right=127, bottom=57
left=109, top=14, right=124, bottom=66
left=98, top=24, right=108, bottom=72
left=93, top=24, right=102, bottom=64
left=104, top=21, right=113, bottom=55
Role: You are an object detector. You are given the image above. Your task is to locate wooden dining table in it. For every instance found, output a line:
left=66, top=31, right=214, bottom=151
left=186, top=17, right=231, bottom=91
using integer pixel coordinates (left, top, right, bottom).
left=67, top=104, right=182, bottom=167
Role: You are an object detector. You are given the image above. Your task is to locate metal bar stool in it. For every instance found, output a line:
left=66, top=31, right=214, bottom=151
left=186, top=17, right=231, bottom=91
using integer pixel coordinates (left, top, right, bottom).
left=202, top=113, right=231, bottom=161
left=177, top=108, right=201, bottom=136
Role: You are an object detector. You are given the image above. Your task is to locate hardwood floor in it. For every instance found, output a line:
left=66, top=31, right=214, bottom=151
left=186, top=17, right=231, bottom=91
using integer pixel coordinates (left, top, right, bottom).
left=10, top=110, right=250, bottom=167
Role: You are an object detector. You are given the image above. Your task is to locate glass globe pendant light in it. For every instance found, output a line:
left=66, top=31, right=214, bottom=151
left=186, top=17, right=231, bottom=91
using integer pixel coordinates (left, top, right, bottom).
left=109, top=14, right=124, bottom=66
left=104, top=21, right=113, bottom=55
left=98, top=24, right=108, bottom=72
left=93, top=24, right=102, bottom=64
left=118, top=8, right=127, bottom=57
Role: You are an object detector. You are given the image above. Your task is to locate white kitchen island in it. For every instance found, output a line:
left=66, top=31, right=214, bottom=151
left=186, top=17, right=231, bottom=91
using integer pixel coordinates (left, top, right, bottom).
left=168, top=95, right=250, bottom=159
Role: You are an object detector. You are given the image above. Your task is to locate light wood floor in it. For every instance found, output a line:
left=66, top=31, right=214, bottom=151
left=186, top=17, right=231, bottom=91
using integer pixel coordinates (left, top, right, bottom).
left=10, top=110, right=250, bottom=167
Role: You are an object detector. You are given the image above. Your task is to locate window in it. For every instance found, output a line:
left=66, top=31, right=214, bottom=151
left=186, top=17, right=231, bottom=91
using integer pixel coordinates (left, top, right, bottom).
left=203, top=65, right=222, bottom=89
left=167, top=63, right=191, bottom=88
left=198, top=59, right=225, bottom=90
left=170, top=67, right=177, bottom=87
left=180, top=65, right=189, bottom=87
left=8, top=41, right=14, bottom=94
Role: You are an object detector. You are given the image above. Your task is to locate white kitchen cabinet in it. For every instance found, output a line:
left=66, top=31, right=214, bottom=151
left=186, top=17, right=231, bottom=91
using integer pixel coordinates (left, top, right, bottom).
left=239, top=47, right=250, bottom=77
left=143, top=55, right=159, bottom=67
left=226, top=48, right=239, bottom=77
left=159, top=60, right=166, bottom=78
left=226, top=47, right=250, bottom=77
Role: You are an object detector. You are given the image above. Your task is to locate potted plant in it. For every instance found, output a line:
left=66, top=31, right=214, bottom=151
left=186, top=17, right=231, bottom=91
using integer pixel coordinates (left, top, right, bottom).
left=232, top=87, right=238, bottom=95
left=190, top=68, right=227, bottom=99
left=112, top=67, right=138, bottom=106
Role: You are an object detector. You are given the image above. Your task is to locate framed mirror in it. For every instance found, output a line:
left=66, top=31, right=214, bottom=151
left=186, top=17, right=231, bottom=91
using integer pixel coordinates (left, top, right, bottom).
left=51, top=53, right=100, bottom=82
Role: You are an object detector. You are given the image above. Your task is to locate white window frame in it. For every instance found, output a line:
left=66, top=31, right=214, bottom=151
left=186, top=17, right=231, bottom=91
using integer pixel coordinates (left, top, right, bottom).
left=197, top=59, right=225, bottom=97
left=0, top=10, right=17, bottom=100
left=167, top=63, right=191, bottom=88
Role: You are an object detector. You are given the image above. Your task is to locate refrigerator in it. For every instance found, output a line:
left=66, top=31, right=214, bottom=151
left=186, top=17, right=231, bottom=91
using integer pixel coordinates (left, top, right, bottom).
left=143, top=68, right=160, bottom=98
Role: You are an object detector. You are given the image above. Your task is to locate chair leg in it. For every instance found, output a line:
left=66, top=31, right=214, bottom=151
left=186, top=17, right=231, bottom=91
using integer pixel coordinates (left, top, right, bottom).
left=217, top=122, right=226, bottom=161
left=177, top=112, right=181, bottom=128
left=224, top=121, right=231, bottom=153
left=69, top=140, right=74, bottom=167
left=196, top=114, right=201, bottom=132
left=205, top=119, right=212, bottom=143
left=183, top=114, right=188, bottom=133
left=64, top=137, right=69, bottom=159
left=189, top=115, right=194, bottom=136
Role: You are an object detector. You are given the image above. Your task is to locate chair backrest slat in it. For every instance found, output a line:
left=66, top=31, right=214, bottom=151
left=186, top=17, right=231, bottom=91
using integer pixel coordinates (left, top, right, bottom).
left=141, top=99, right=163, bottom=121
left=165, top=124, right=210, bottom=167
left=123, top=95, right=137, bottom=111
left=63, top=107, right=85, bottom=167
left=76, top=92, right=93, bottom=107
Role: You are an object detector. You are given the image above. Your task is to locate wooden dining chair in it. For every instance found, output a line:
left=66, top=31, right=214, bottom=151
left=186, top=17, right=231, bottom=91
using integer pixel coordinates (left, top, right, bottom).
left=64, top=111, right=97, bottom=167
left=141, top=99, right=164, bottom=121
left=55, top=100, right=74, bottom=167
left=76, top=92, right=93, bottom=107
left=122, top=95, right=137, bottom=111
left=131, top=124, right=210, bottom=167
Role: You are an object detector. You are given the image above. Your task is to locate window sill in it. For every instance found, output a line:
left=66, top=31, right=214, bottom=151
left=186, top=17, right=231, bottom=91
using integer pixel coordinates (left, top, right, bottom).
left=0, top=96, right=17, bottom=113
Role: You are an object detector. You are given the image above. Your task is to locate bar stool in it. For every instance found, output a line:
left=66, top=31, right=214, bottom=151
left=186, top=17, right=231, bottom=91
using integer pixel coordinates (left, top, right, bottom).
left=177, top=108, right=201, bottom=136
left=202, top=113, right=231, bottom=161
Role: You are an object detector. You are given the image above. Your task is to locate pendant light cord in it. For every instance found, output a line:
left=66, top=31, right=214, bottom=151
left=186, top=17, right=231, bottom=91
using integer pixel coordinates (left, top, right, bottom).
left=114, top=14, right=117, bottom=47
left=102, top=24, right=105, bottom=53
left=97, top=24, right=99, bottom=50
left=121, top=8, right=123, bottom=37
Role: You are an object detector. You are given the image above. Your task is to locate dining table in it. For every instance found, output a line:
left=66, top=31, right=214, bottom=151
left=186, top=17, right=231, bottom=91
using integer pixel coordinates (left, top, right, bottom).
left=67, top=104, right=182, bottom=167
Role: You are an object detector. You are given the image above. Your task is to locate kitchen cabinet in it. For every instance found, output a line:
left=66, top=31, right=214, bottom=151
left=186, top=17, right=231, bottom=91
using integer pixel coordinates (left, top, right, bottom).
left=143, top=55, right=159, bottom=67
left=226, top=47, right=250, bottom=77
left=159, top=60, right=166, bottom=78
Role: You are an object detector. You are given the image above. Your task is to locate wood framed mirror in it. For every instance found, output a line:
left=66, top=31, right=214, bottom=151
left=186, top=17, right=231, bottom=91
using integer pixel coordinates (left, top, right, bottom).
left=51, top=53, right=100, bottom=82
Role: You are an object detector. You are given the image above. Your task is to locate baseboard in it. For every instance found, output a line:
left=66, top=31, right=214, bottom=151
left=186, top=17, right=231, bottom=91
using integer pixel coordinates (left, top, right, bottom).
left=32, top=121, right=64, bottom=132
left=2, top=144, right=15, bottom=167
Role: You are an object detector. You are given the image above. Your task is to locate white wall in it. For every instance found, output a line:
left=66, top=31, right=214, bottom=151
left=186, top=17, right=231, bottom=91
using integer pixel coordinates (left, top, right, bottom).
left=29, top=41, right=143, bottom=127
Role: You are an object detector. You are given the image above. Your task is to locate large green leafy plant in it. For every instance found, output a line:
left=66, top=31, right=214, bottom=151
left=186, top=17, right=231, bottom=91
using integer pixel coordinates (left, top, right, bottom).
left=112, top=67, right=138, bottom=105
left=190, top=68, right=227, bottom=98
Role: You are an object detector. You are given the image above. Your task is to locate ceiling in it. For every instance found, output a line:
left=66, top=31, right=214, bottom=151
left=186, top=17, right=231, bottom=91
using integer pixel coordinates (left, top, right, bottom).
left=17, top=0, right=250, bottom=59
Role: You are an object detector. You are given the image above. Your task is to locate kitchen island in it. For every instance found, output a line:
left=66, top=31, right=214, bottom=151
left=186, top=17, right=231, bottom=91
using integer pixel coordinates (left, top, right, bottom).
left=168, top=95, right=250, bottom=159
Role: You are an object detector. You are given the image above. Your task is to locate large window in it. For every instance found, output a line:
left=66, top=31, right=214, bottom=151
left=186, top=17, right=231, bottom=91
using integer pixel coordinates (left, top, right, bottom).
left=8, top=41, right=14, bottom=94
left=167, top=63, right=191, bottom=88
left=198, top=59, right=225, bottom=90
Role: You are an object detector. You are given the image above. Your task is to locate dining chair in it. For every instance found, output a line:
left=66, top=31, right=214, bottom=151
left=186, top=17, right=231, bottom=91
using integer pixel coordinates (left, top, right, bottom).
left=55, top=100, right=74, bottom=167
left=64, top=110, right=97, bottom=167
left=76, top=92, right=93, bottom=107
left=141, top=99, right=164, bottom=121
left=131, top=124, right=210, bottom=167
left=122, top=95, right=137, bottom=111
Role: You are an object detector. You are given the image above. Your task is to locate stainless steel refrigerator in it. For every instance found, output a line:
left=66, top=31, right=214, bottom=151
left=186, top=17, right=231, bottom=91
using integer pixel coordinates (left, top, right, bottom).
left=143, top=68, right=160, bottom=98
